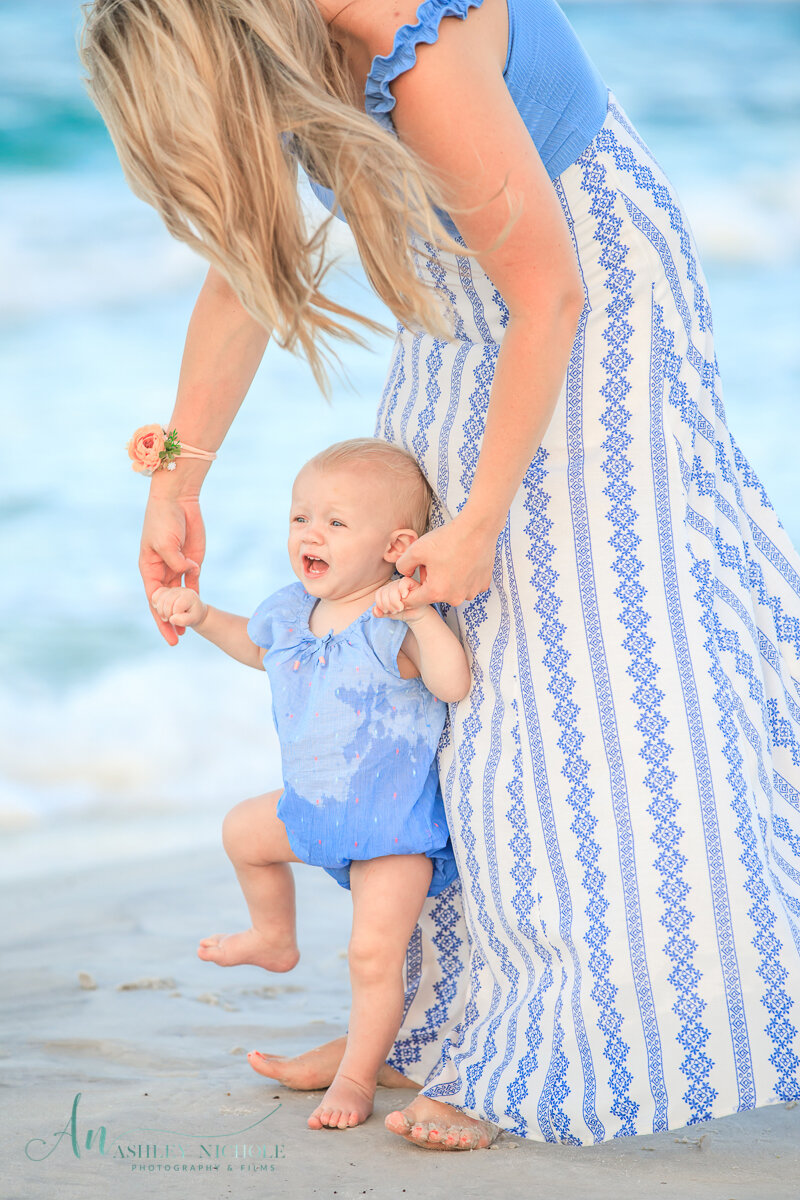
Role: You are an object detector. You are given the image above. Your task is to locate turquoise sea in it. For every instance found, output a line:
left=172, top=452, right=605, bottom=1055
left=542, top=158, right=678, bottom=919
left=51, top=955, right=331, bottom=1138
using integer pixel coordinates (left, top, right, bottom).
left=1, top=2, right=798, bottom=877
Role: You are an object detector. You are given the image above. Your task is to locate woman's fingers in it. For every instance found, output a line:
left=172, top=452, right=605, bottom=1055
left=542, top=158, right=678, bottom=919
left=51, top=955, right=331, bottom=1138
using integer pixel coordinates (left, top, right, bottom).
left=183, top=558, right=201, bottom=592
left=140, top=561, right=181, bottom=645
left=152, top=542, right=198, bottom=581
left=395, top=516, right=497, bottom=607
left=139, top=495, right=206, bottom=643
left=140, top=547, right=201, bottom=642
left=401, top=580, right=435, bottom=608
left=402, top=581, right=463, bottom=608
left=400, top=571, right=490, bottom=608
left=396, top=543, right=423, bottom=577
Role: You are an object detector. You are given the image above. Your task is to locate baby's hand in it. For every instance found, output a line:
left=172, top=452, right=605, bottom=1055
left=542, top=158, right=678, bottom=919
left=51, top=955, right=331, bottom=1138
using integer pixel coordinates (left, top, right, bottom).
left=373, top=576, right=423, bottom=622
left=150, top=586, right=208, bottom=629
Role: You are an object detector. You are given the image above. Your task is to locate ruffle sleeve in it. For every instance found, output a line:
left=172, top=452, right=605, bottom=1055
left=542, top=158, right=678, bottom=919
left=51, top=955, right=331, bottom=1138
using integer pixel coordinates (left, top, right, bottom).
left=359, top=610, right=414, bottom=678
left=364, top=0, right=485, bottom=132
left=247, top=582, right=308, bottom=650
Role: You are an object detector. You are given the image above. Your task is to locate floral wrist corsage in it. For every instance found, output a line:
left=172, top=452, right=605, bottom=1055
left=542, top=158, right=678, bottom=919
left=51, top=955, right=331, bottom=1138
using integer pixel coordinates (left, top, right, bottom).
left=127, top=425, right=217, bottom=475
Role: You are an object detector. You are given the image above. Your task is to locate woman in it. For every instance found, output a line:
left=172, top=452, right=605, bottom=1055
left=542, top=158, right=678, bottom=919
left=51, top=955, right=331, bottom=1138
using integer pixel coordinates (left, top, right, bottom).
left=81, top=0, right=800, bottom=1149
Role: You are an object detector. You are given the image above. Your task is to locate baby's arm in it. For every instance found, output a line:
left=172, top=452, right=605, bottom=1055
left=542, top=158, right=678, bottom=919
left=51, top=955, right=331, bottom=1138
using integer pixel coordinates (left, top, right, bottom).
left=373, top=578, right=470, bottom=702
left=151, top=586, right=265, bottom=670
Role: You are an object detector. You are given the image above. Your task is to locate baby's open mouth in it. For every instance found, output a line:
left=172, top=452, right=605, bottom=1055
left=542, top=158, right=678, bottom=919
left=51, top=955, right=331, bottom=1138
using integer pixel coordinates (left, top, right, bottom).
left=303, top=554, right=329, bottom=577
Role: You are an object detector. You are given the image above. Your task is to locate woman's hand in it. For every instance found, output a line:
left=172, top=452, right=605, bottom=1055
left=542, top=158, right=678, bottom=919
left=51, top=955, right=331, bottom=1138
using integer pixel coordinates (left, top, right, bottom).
left=140, top=490, right=206, bottom=645
left=395, top=513, right=499, bottom=609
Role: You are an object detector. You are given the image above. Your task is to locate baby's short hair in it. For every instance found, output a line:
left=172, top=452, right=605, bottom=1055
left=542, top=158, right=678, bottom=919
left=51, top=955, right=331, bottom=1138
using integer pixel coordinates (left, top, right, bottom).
left=308, top=438, right=432, bottom=534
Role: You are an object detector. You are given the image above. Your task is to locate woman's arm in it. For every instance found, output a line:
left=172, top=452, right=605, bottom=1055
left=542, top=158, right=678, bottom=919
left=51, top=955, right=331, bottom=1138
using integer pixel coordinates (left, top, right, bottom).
left=142, top=266, right=271, bottom=644
left=375, top=3, right=586, bottom=606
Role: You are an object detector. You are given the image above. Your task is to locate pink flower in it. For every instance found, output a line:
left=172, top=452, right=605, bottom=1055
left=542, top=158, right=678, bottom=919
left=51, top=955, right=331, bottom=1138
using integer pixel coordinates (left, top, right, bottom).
left=127, top=424, right=165, bottom=475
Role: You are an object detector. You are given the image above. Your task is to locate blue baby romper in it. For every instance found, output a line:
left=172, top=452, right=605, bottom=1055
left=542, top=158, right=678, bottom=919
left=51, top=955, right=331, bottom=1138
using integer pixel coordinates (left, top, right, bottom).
left=247, top=582, right=458, bottom=896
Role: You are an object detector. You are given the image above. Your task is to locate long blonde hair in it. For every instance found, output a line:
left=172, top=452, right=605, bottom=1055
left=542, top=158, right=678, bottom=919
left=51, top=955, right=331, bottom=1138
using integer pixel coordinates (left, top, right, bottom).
left=79, top=0, right=457, bottom=388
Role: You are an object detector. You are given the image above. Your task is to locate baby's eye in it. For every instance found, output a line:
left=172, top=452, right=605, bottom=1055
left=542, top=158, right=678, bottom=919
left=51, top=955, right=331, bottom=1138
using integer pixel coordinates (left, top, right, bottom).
left=292, top=515, right=307, bottom=523
left=330, top=519, right=344, bottom=528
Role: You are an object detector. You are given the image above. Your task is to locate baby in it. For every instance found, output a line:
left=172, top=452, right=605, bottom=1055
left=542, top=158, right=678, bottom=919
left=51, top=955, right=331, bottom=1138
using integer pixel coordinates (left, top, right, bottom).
left=151, top=437, right=471, bottom=1131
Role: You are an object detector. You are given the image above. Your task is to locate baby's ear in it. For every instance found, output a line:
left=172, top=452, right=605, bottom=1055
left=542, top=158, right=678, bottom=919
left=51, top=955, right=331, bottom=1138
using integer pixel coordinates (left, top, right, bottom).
left=384, top=528, right=417, bottom=563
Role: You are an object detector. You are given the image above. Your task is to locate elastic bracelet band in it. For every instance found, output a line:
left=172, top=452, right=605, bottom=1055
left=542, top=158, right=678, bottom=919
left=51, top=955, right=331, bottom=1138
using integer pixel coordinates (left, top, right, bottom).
left=127, top=425, right=218, bottom=476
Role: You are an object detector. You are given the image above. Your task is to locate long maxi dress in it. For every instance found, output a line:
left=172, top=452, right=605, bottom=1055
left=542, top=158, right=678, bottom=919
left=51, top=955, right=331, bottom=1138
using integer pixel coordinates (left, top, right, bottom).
left=306, top=0, right=800, bottom=1142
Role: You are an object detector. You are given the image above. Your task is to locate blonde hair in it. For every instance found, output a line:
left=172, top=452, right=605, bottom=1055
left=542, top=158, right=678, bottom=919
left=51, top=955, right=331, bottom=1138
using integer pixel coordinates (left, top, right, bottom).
left=78, top=0, right=457, bottom=390
left=307, top=438, right=432, bottom=534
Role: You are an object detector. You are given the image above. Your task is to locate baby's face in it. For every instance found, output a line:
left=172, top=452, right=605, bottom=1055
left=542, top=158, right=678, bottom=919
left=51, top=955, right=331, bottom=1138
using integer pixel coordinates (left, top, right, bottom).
left=288, top=463, right=411, bottom=601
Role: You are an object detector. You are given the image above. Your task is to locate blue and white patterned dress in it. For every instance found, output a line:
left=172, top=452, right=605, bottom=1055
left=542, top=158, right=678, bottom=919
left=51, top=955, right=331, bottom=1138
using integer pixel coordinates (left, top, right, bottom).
left=310, top=0, right=800, bottom=1141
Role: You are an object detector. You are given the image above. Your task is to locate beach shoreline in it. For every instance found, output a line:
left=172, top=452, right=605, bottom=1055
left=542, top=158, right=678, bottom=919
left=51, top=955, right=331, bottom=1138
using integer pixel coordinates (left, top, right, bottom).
left=3, top=843, right=799, bottom=1199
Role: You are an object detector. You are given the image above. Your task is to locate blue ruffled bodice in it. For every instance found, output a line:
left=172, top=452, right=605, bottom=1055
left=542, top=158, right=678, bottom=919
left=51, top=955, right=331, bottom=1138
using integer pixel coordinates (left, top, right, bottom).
left=248, top=583, right=457, bottom=896
left=306, top=0, right=608, bottom=225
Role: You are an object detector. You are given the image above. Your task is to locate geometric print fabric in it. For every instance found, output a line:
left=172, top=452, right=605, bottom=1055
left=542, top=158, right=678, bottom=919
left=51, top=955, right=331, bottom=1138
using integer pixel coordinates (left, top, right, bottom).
left=383, top=97, right=800, bottom=1142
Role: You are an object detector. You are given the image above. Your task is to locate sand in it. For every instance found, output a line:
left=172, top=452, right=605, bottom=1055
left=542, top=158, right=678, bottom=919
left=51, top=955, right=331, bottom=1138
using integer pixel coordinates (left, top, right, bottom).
left=2, top=841, right=799, bottom=1200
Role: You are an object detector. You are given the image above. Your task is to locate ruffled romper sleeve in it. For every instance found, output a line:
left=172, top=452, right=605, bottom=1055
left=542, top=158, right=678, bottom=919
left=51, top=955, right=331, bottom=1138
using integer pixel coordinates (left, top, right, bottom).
left=247, top=582, right=308, bottom=650
left=358, top=609, right=411, bottom=676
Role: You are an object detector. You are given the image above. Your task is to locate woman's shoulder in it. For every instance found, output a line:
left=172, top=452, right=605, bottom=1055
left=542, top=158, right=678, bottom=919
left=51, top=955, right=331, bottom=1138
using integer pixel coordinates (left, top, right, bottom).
left=322, top=0, right=423, bottom=57
left=324, top=0, right=505, bottom=72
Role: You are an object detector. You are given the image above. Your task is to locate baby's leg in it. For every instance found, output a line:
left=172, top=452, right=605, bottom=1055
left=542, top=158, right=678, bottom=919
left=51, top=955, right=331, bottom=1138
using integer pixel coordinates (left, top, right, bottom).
left=198, top=789, right=302, bottom=972
left=308, top=854, right=433, bottom=1130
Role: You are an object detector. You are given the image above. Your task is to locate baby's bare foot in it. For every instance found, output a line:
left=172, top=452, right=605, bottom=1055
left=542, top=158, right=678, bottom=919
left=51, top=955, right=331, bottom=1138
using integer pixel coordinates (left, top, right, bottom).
left=247, top=1037, right=419, bottom=1091
left=197, top=928, right=299, bottom=972
left=307, top=1072, right=375, bottom=1130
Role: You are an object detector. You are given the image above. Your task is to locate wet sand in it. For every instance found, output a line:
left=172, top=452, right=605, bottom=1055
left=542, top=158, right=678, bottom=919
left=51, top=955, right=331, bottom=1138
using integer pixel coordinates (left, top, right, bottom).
left=2, top=844, right=799, bottom=1199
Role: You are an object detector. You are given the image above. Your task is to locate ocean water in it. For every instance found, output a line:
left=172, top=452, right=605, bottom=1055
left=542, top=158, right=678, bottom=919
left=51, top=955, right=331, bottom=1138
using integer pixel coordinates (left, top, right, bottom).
left=1, top=1, right=798, bottom=879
